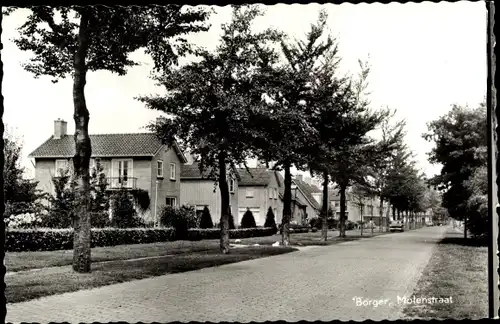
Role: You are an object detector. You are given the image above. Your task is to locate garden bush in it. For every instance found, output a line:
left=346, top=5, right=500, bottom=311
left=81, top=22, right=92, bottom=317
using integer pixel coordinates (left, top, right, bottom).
left=91, top=211, right=111, bottom=228
left=159, top=205, right=197, bottom=239
left=199, top=206, right=214, bottom=229
left=264, top=207, right=277, bottom=230
left=5, top=227, right=176, bottom=252
left=240, top=208, right=257, bottom=228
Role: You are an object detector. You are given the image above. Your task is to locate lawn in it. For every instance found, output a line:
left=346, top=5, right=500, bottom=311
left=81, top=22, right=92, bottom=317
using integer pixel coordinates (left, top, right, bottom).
left=231, top=228, right=389, bottom=246
left=6, top=246, right=297, bottom=304
left=6, top=239, right=222, bottom=272
left=402, top=229, right=488, bottom=320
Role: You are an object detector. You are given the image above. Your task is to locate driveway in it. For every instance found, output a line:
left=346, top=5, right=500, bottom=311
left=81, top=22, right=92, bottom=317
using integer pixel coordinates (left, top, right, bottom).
left=6, top=226, right=447, bottom=323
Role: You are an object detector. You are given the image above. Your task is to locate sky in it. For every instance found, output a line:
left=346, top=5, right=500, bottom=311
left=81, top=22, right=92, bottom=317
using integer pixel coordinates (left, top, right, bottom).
left=2, top=2, right=487, bottom=182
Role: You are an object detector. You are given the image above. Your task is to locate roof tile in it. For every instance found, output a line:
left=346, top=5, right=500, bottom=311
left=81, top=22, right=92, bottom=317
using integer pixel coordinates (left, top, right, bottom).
left=29, top=133, right=170, bottom=158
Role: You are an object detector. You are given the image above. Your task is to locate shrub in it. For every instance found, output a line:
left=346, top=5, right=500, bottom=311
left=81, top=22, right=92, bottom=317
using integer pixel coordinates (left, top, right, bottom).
left=240, top=208, right=257, bottom=229
left=4, top=212, right=43, bottom=229
left=159, top=205, right=197, bottom=239
left=264, top=207, right=277, bottom=230
left=199, top=206, right=214, bottom=229
left=110, top=189, right=145, bottom=228
left=5, top=227, right=176, bottom=252
left=91, top=211, right=111, bottom=228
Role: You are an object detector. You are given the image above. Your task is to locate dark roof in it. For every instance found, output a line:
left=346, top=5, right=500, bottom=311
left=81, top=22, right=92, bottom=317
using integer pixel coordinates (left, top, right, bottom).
left=294, top=179, right=321, bottom=210
left=237, top=168, right=275, bottom=186
left=329, top=189, right=352, bottom=201
left=181, top=163, right=215, bottom=180
left=28, top=133, right=187, bottom=162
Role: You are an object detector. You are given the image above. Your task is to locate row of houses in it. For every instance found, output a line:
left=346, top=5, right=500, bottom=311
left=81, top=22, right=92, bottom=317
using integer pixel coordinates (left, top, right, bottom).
left=28, top=119, right=392, bottom=227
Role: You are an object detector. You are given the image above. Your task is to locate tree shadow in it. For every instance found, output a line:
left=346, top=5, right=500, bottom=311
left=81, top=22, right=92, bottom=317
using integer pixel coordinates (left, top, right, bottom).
left=438, top=232, right=488, bottom=247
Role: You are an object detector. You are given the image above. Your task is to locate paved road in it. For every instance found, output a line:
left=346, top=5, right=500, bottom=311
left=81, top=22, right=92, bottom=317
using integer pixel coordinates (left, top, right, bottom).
left=6, top=226, right=447, bottom=323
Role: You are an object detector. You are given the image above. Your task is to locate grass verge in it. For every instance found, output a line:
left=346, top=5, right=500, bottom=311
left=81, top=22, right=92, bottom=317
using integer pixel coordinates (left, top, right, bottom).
left=232, top=229, right=389, bottom=246
left=6, top=246, right=297, bottom=304
left=402, top=229, right=488, bottom=320
left=6, top=240, right=221, bottom=272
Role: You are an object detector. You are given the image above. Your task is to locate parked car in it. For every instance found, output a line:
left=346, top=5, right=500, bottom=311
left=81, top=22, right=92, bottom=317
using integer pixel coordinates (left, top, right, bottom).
left=389, top=220, right=404, bottom=232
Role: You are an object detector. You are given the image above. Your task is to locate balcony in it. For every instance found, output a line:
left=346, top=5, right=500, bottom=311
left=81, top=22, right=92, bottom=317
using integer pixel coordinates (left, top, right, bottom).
left=106, top=177, right=137, bottom=190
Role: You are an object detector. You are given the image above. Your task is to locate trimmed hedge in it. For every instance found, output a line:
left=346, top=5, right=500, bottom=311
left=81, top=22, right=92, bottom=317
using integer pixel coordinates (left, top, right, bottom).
left=6, top=227, right=277, bottom=252
left=187, top=227, right=276, bottom=241
left=5, top=227, right=176, bottom=252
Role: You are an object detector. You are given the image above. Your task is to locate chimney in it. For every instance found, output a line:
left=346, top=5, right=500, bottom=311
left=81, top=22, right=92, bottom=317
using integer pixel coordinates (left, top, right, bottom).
left=295, top=174, right=303, bottom=182
left=54, top=119, right=67, bottom=139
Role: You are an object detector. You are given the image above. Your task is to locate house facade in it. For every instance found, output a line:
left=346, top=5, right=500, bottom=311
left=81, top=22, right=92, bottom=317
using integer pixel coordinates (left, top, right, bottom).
left=285, top=175, right=322, bottom=224
left=328, top=189, right=391, bottom=225
left=28, top=119, right=187, bottom=225
left=180, top=162, right=239, bottom=223
left=237, top=168, right=283, bottom=227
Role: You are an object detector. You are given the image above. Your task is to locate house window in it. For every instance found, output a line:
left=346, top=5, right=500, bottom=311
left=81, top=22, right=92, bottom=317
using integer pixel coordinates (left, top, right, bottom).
left=229, top=178, right=235, bottom=193
left=274, top=188, right=278, bottom=199
left=335, top=202, right=340, bottom=208
left=112, top=159, right=133, bottom=188
left=157, top=160, right=164, bottom=178
left=55, top=159, right=69, bottom=177
left=269, top=188, right=273, bottom=199
left=170, top=163, right=176, bottom=180
left=166, top=197, right=177, bottom=207
left=246, top=189, right=254, bottom=198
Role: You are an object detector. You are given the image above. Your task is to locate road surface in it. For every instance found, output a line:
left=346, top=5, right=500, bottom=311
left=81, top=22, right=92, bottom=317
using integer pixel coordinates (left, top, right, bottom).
left=6, top=226, right=447, bottom=323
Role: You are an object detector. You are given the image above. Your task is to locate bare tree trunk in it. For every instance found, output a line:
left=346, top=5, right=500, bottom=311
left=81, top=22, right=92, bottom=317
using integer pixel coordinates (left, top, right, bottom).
left=321, top=171, right=329, bottom=241
left=72, top=12, right=92, bottom=273
left=397, top=208, right=400, bottom=220
left=219, top=151, right=230, bottom=254
left=339, top=183, right=347, bottom=238
left=360, top=204, right=364, bottom=236
left=379, top=197, right=383, bottom=233
left=464, top=214, right=468, bottom=239
left=281, top=161, right=292, bottom=246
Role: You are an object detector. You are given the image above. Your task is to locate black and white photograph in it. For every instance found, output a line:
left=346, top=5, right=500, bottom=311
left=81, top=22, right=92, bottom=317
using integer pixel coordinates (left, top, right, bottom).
left=0, top=1, right=497, bottom=322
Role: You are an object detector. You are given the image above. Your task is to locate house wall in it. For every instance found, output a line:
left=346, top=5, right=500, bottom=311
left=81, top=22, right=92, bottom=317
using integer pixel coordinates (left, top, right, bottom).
left=238, top=185, right=281, bottom=227
left=150, top=146, right=183, bottom=223
left=34, top=159, right=58, bottom=197
left=292, top=188, right=319, bottom=222
left=180, top=179, right=238, bottom=225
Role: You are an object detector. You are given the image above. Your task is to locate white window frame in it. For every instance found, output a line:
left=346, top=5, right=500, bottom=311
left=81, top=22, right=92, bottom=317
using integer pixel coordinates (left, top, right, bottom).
left=157, top=160, right=164, bottom=178
left=166, top=197, right=177, bottom=207
left=229, top=178, right=235, bottom=193
left=246, top=189, right=254, bottom=198
left=170, top=163, right=176, bottom=180
left=55, top=159, right=69, bottom=177
left=111, top=158, right=134, bottom=188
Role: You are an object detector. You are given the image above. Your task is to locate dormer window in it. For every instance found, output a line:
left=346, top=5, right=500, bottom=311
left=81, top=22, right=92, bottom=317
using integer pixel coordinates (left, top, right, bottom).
left=157, top=160, right=164, bottom=178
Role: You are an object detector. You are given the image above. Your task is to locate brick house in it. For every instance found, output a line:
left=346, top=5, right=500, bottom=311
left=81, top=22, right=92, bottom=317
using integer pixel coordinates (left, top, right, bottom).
left=284, top=174, right=322, bottom=224
left=180, top=162, right=239, bottom=223
left=236, top=167, right=283, bottom=227
left=28, top=119, right=187, bottom=225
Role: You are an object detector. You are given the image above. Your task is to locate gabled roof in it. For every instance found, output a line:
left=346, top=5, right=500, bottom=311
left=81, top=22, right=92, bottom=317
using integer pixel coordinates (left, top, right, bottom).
left=28, top=133, right=187, bottom=162
left=293, top=179, right=321, bottom=210
left=237, top=168, right=275, bottom=186
left=181, top=163, right=215, bottom=180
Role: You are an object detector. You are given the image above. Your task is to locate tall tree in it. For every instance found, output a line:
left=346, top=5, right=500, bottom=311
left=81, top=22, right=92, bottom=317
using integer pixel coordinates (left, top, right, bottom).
left=7, top=6, right=210, bottom=272
left=3, top=128, right=47, bottom=217
left=138, top=5, right=281, bottom=253
left=326, top=60, right=389, bottom=237
left=253, top=10, right=339, bottom=245
left=423, top=103, right=487, bottom=238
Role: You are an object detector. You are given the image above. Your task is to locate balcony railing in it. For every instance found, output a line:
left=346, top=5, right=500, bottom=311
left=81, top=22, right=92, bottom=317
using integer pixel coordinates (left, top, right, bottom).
left=106, top=177, right=137, bottom=190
